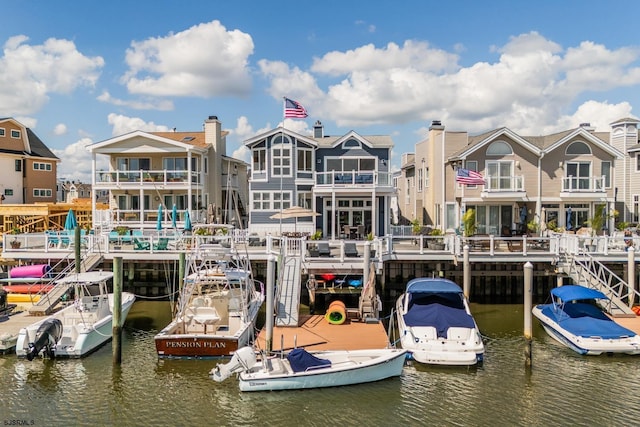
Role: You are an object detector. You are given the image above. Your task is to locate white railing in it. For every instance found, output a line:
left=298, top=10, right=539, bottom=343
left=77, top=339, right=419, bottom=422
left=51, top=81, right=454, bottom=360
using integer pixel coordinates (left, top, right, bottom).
left=561, top=175, right=605, bottom=192
left=94, top=169, right=200, bottom=185
left=315, top=171, right=392, bottom=186
left=483, top=175, right=525, bottom=192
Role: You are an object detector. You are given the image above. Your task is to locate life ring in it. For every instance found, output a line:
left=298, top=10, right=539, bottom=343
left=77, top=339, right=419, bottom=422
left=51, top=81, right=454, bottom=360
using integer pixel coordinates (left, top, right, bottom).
left=632, top=306, right=640, bottom=316
left=325, top=300, right=346, bottom=325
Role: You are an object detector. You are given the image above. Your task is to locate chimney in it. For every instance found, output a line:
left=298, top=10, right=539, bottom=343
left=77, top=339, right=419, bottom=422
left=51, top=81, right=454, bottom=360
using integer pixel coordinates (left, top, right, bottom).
left=313, top=120, right=324, bottom=138
left=579, top=122, right=594, bottom=131
left=204, top=115, right=225, bottom=154
left=429, top=120, right=444, bottom=131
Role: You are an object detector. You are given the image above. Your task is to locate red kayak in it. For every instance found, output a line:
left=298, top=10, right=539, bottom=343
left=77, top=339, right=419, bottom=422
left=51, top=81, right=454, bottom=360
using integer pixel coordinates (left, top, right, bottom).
left=1, top=284, right=54, bottom=294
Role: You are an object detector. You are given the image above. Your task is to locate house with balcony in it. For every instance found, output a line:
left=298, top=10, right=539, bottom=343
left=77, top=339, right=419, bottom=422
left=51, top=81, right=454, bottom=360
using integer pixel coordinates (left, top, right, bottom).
left=245, top=121, right=394, bottom=239
left=396, top=120, right=625, bottom=237
left=610, top=117, right=640, bottom=224
left=0, top=118, right=59, bottom=204
left=87, top=116, right=249, bottom=230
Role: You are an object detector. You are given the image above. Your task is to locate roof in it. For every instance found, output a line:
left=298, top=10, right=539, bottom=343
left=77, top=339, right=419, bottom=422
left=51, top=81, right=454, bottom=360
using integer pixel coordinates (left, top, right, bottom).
left=26, top=128, right=59, bottom=160
left=405, top=278, right=463, bottom=294
left=150, top=130, right=229, bottom=149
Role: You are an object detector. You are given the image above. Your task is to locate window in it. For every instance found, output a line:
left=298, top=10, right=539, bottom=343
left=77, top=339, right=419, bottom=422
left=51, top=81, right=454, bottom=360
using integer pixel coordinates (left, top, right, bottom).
left=272, top=145, right=291, bottom=177
left=566, top=141, right=591, bottom=155
left=637, top=153, right=640, bottom=172
left=119, top=157, right=151, bottom=171
left=297, top=192, right=312, bottom=209
left=297, top=148, right=312, bottom=172
left=486, top=141, right=513, bottom=155
left=15, top=160, right=21, bottom=172
left=33, top=188, right=52, bottom=197
left=273, top=192, right=291, bottom=210
left=487, top=161, right=513, bottom=190
left=566, top=162, right=591, bottom=190
left=417, top=168, right=423, bottom=192
left=464, top=160, right=479, bottom=189
left=10, top=130, right=20, bottom=139
left=634, top=195, right=639, bottom=223
left=33, top=162, right=52, bottom=171
left=601, top=161, right=611, bottom=188
left=252, top=192, right=271, bottom=210
left=425, top=167, right=430, bottom=188
left=252, top=191, right=292, bottom=211
left=0, top=128, right=4, bottom=136
left=325, top=157, right=377, bottom=172
left=405, top=178, right=411, bottom=203
left=253, top=148, right=266, bottom=172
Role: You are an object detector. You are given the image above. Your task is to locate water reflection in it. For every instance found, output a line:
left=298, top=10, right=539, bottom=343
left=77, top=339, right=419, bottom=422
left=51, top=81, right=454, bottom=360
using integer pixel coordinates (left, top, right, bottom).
left=1, top=301, right=640, bottom=426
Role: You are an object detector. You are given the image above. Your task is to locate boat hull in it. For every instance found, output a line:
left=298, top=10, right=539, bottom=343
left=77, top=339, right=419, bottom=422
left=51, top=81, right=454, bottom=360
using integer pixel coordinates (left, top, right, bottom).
left=238, top=349, right=407, bottom=392
left=533, top=305, right=640, bottom=356
left=16, top=293, right=136, bottom=358
left=155, top=332, right=247, bottom=358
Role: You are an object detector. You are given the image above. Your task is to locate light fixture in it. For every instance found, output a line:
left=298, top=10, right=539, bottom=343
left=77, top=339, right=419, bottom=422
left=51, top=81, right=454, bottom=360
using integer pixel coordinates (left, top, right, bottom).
left=381, top=159, right=387, bottom=166
left=515, top=161, right=520, bottom=169
left=317, top=159, right=321, bottom=164
left=559, top=161, right=563, bottom=168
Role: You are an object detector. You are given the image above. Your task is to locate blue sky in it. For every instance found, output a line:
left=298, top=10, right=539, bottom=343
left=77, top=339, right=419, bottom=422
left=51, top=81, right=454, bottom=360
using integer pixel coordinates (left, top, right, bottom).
left=2, top=0, right=640, bottom=182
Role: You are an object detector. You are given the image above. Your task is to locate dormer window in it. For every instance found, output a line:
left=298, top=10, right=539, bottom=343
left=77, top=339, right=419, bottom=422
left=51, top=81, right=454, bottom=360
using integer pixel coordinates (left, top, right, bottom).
left=566, top=141, right=591, bottom=155
left=486, top=141, right=513, bottom=156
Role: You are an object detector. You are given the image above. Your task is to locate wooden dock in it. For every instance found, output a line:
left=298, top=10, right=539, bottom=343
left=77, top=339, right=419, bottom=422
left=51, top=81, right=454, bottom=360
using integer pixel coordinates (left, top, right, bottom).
left=0, top=308, right=40, bottom=353
left=255, top=313, right=391, bottom=352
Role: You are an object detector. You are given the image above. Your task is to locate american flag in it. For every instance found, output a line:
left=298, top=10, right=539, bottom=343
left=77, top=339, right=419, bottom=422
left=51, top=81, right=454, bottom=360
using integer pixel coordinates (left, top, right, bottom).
left=284, top=97, right=308, bottom=118
left=456, top=167, right=485, bottom=185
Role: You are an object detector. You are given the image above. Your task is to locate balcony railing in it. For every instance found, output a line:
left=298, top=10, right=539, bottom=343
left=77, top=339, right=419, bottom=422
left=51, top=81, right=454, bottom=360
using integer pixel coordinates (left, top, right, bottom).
left=315, top=171, right=392, bottom=186
left=95, top=170, right=200, bottom=185
left=562, top=176, right=605, bottom=192
left=483, top=175, right=524, bottom=192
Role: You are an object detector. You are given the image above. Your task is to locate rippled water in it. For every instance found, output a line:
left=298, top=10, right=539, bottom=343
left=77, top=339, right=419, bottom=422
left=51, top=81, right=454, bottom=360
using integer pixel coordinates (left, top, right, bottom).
left=2, top=302, right=640, bottom=426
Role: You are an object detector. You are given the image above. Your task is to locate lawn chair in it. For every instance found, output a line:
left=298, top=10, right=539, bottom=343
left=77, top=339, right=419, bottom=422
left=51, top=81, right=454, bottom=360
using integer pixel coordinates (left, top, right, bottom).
left=317, top=242, right=332, bottom=257
left=133, top=237, right=150, bottom=250
left=344, top=242, right=359, bottom=257
left=153, top=237, right=169, bottom=250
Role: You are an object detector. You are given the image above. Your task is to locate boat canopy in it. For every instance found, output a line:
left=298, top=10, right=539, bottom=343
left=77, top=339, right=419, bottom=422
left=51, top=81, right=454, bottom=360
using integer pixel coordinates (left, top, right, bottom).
left=406, top=278, right=463, bottom=294
left=550, top=285, right=608, bottom=302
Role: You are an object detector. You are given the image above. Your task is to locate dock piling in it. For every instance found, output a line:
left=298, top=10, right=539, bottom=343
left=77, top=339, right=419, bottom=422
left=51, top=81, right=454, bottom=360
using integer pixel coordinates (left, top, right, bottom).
left=524, top=261, right=533, bottom=368
left=113, top=256, right=123, bottom=365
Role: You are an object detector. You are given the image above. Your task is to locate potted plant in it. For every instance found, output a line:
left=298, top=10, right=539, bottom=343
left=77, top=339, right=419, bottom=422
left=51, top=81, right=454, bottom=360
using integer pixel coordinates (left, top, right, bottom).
left=462, top=209, right=476, bottom=237
left=428, top=228, right=445, bottom=250
left=9, top=227, right=21, bottom=249
left=365, top=232, right=376, bottom=257
left=527, top=219, right=540, bottom=236
left=308, top=230, right=322, bottom=257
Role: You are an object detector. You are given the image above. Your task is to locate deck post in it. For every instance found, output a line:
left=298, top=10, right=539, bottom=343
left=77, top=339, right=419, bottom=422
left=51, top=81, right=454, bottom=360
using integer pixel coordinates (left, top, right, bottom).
left=113, top=256, right=123, bottom=365
left=524, top=261, right=533, bottom=368
left=363, top=241, right=371, bottom=287
left=265, top=254, right=276, bottom=353
left=628, top=247, right=636, bottom=306
left=463, top=244, right=470, bottom=299
left=75, top=226, right=81, bottom=273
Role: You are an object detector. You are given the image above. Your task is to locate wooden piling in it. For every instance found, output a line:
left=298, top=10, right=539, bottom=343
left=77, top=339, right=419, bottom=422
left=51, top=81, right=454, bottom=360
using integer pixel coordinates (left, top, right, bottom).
left=463, top=244, right=470, bottom=299
left=113, top=257, right=123, bottom=365
left=524, top=261, right=533, bottom=368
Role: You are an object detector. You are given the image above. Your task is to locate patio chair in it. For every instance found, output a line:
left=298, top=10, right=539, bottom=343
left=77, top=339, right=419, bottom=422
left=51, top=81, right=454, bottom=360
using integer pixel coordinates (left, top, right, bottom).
left=153, top=237, right=169, bottom=250
left=342, top=225, right=351, bottom=239
left=133, top=237, right=150, bottom=251
left=317, top=242, right=332, bottom=257
left=344, top=242, right=359, bottom=257
left=357, top=224, right=365, bottom=239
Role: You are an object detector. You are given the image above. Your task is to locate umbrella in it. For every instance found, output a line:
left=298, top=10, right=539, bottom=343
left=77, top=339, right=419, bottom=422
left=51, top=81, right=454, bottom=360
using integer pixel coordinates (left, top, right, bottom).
left=207, top=203, right=215, bottom=224
left=540, top=207, right=547, bottom=235
left=269, top=206, right=319, bottom=220
left=519, top=206, right=527, bottom=224
left=184, top=210, right=192, bottom=232
left=156, top=204, right=163, bottom=231
left=566, top=207, right=572, bottom=231
left=64, top=209, right=77, bottom=230
left=172, top=204, right=178, bottom=229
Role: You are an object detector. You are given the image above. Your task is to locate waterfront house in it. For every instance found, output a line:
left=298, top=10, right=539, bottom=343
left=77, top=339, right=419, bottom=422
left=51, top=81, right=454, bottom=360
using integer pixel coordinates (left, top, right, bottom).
left=396, top=120, right=627, bottom=237
left=610, top=118, right=640, bottom=224
left=0, top=118, right=59, bottom=205
left=245, top=121, right=394, bottom=239
left=87, top=116, right=249, bottom=230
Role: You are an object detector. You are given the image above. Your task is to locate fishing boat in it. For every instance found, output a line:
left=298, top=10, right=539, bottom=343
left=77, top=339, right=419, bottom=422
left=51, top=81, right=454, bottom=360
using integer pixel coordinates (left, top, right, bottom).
left=532, top=285, right=640, bottom=355
left=210, top=346, right=407, bottom=391
left=154, top=243, right=264, bottom=358
left=395, top=277, right=484, bottom=365
left=15, top=271, right=136, bottom=359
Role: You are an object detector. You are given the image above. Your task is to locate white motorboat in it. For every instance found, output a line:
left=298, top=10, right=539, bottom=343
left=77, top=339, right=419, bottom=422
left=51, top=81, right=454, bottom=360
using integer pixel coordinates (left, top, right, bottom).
left=532, top=285, right=640, bottom=355
left=395, top=277, right=484, bottom=366
left=154, top=247, right=264, bottom=358
left=210, top=346, right=407, bottom=391
left=16, top=271, right=135, bottom=359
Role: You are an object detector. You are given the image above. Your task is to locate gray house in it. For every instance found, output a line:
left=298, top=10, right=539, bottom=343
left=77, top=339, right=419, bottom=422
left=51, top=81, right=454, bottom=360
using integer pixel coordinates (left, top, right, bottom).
left=245, top=121, right=394, bottom=240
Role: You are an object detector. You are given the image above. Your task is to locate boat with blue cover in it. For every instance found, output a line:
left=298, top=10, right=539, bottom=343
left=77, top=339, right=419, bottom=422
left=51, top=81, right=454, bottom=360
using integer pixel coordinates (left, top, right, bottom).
left=532, top=285, right=640, bottom=355
left=395, top=277, right=484, bottom=365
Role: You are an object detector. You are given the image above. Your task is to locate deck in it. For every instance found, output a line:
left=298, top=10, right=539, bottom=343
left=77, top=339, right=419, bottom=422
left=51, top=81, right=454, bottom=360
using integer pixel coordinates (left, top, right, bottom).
left=255, top=313, right=391, bottom=352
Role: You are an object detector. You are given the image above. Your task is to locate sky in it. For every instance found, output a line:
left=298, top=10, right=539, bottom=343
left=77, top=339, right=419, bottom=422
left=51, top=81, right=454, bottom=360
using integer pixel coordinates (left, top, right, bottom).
left=2, top=0, right=640, bottom=182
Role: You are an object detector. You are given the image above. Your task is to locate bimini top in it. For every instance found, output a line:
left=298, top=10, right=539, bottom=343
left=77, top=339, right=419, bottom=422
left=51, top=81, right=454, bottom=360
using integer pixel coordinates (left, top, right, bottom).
left=550, top=285, right=608, bottom=302
left=406, top=278, right=463, bottom=294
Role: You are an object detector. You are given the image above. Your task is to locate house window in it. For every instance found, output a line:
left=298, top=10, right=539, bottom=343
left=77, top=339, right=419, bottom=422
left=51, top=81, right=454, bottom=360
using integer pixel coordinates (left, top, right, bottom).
left=566, top=141, right=591, bottom=155
left=601, top=161, right=611, bottom=188
left=33, top=188, right=52, bottom=197
left=297, top=148, right=312, bottom=172
left=0, top=128, right=4, bottom=136
left=33, top=162, right=52, bottom=171
left=297, top=192, right=312, bottom=209
left=405, top=178, right=411, bottom=203
left=425, top=167, right=430, bottom=188
left=15, top=160, right=22, bottom=172
left=486, top=141, right=513, bottom=155
left=252, top=192, right=271, bottom=210
left=273, top=192, right=291, bottom=210
left=566, top=162, right=591, bottom=190
left=10, top=130, right=20, bottom=139
left=253, top=148, right=266, bottom=172
left=636, top=153, right=640, bottom=172
left=634, top=195, right=639, bottom=223
left=272, top=145, right=291, bottom=177
left=463, top=160, right=479, bottom=189
left=486, top=161, right=513, bottom=190
left=417, top=168, right=423, bottom=193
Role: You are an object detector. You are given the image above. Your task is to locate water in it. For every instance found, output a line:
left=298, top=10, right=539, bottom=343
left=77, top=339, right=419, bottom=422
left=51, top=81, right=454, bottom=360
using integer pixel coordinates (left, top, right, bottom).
left=2, top=301, right=640, bottom=426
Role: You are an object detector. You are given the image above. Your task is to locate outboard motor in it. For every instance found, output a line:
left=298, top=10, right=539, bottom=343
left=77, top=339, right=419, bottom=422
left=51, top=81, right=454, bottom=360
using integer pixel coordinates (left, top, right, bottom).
left=26, top=318, right=63, bottom=361
left=210, top=346, right=257, bottom=382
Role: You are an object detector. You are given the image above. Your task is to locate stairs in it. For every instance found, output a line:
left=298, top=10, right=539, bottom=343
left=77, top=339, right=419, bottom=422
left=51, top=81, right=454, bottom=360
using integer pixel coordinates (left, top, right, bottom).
left=557, top=252, right=637, bottom=317
left=275, top=254, right=301, bottom=327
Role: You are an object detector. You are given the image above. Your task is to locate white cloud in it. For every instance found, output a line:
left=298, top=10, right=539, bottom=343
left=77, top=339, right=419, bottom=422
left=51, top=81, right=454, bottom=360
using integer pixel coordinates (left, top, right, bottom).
left=53, top=137, right=104, bottom=183
left=0, top=35, right=103, bottom=116
left=107, top=113, right=171, bottom=136
left=53, top=123, right=67, bottom=136
left=122, top=20, right=254, bottom=97
left=97, top=91, right=174, bottom=111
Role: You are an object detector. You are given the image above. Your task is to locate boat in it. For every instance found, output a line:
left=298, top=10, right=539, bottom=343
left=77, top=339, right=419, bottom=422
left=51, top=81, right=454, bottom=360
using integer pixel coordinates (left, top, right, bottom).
left=395, top=277, right=485, bottom=365
left=154, top=243, right=265, bottom=358
left=210, top=346, right=407, bottom=391
left=532, top=285, right=640, bottom=355
left=15, top=271, right=136, bottom=359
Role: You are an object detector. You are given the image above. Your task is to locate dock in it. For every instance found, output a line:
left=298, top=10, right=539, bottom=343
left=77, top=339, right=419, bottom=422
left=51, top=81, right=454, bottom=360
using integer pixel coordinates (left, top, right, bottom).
left=0, top=307, right=39, bottom=353
left=255, top=313, right=391, bottom=352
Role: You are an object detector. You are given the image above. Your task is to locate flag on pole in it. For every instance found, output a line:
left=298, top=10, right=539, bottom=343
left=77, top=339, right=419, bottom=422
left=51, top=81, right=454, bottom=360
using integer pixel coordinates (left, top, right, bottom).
left=456, top=167, right=485, bottom=185
left=284, top=97, right=308, bottom=118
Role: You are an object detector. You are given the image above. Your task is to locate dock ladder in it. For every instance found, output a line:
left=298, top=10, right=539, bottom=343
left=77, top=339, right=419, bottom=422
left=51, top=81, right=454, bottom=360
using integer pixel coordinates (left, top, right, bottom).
left=275, top=253, right=302, bottom=326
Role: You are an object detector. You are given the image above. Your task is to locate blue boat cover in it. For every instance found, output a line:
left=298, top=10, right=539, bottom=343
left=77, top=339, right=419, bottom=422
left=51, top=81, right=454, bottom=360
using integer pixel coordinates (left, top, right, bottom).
left=406, top=278, right=463, bottom=295
left=403, top=302, right=475, bottom=338
left=550, top=285, right=607, bottom=302
left=540, top=302, right=636, bottom=339
left=287, top=348, right=331, bottom=373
